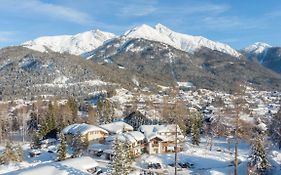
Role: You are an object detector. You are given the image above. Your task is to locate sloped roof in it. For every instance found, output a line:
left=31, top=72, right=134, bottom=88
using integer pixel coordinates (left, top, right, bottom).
left=139, top=124, right=182, bottom=141
left=105, top=131, right=145, bottom=144
left=100, top=121, right=133, bottom=134
left=15, top=156, right=98, bottom=175
left=62, top=123, right=108, bottom=135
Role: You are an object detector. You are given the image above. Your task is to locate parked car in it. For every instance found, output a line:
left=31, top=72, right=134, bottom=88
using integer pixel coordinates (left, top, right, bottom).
left=47, top=145, right=58, bottom=153
left=147, top=163, right=162, bottom=169
left=29, top=149, right=41, bottom=157
left=178, top=161, right=194, bottom=168
left=87, top=167, right=102, bottom=174
left=168, top=163, right=182, bottom=170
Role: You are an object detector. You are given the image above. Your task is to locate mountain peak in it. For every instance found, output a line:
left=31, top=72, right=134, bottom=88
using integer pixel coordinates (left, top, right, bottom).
left=154, top=23, right=172, bottom=33
left=22, top=29, right=116, bottom=55
left=123, top=24, right=240, bottom=57
left=243, top=42, right=272, bottom=54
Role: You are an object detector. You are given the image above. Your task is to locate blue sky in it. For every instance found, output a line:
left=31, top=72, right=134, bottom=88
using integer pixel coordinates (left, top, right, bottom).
left=0, top=0, right=281, bottom=49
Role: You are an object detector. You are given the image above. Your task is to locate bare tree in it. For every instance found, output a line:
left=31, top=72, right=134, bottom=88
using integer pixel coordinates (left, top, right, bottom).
left=162, top=88, right=188, bottom=175
left=228, top=82, right=252, bottom=175
left=88, top=106, right=97, bottom=125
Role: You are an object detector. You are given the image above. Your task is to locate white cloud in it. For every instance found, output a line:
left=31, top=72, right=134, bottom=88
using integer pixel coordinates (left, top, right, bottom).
left=0, top=0, right=91, bottom=24
left=118, top=0, right=158, bottom=17
left=0, top=31, right=16, bottom=42
left=202, top=16, right=241, bottom=30
left=0, top=37, right=10, bottom=42
left=120, top=5, right=157, bottom=17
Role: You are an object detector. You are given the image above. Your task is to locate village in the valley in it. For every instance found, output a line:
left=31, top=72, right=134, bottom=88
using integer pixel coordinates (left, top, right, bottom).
left=0, top=84, right=280, bottom=175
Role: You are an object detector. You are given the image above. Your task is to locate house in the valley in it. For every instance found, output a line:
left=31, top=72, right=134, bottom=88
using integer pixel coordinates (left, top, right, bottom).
left=88, top=130, right=145, bottom=160
left=139, top=125, right=185, bottom=154
left=105, top=131, right=145, bottom=157
left=99, top=121, right=134, bottom=135
left=62, top=123, right=108, bottom=144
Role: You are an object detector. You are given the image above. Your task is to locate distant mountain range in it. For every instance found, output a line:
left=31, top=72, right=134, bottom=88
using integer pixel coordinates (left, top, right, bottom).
left=21, top=24, right=241, bottom=58
left=0, top=24, right=280, bottom=99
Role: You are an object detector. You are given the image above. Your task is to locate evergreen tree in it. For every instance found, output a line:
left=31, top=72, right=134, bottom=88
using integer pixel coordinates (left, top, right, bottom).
left=123, top=141, right=133, bottom=173
left=111, top=138, right=132, bottom=175
left=96, top=98, right=114, bottom=124
left=248, top=135, right=270, bottom=174
left=31, top=131, right=41, bottom=149
left=66, top=97, right=78, bottom=124
left=1, top=142, right=23, bottom=164
left=270, top=106, right=281, bottom=149
left=14, top=145, right=23, bottom=162
left=112, top=138, right=122, bottom=175
left=2, top=142, right=15, bottom=164
left=191, top=112, right=202, bottom=145
left=47, top=101, right=56, bottom=130
left=11, top=117, right=20, bottom=131
left=39, top=121, right=49, bottom=138
left=57, top=132, right=67, bottom=161
left=88, top=106, right=97, bottom=125
left=71, top=132, right=88, bottom=158
left=27, top=111, right=39, bottom=133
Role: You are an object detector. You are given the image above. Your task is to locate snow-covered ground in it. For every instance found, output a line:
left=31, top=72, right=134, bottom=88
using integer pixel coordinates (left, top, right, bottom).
left=2, top=137, right=280, bottom=175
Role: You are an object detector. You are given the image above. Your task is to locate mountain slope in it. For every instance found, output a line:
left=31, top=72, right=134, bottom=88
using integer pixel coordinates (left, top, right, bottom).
left=21, top=30, right=116, bottom=55
left=87, top=37, right=281, bottom=92
left=123, top=24, right=241, bottom=57
left=0, top=46, right=114, bottom=99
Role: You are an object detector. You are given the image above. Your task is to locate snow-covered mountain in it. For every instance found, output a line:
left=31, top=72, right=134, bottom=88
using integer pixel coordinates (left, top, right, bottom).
left=21, top=23, right=241, bottom=57
left=21, top=30, right=116, bottom=55
left=122, top=24, right=241, bottom=57
left=242, top=42, right=281, bottom=74
left=243, top=42, right=272, bottom=55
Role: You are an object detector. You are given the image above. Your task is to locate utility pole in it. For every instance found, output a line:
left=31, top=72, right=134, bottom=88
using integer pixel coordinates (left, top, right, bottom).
left=174, top=123, right=178, bottom=175
left=234, top=110, right=239, bottom=175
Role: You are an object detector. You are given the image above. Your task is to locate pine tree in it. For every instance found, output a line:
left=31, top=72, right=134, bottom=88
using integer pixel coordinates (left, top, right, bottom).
left=1, top=142, right=23, bottom=164
left=66, top=97, right=78, bottom=124
left=123, top=141, right=133, bottom=173
left=47, top=101, right=56, bottom=130
left=27, top=111, right=39, bottom=133
left=2, top=142, right=15, bottom=164
left=111, top=138, right=132, bottom=175
left=191, top=112, right=201, bottom=146
left=14, top=145, right=23, bottom=162
left=71, top=132, right=88, bottom=158
left=270, top=106, right=281, bottom=149
left=248, top=135, right=270, bottom=174
left=88, top=106, right=97, bottom=125
left=112, top=138, right=123, bottom=175
left=96, top=98, right=114, bottom=124
left=31, top=131, right=41, bottom=149
left=57, top=132, right=67, bottom=161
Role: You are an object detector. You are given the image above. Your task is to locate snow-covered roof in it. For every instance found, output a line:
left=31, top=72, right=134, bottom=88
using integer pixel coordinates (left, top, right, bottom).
left=15, top=156, right=98, bottom=175
left=100, top=121, right=134, bottom=134
left=257, top=122, right=267, bottom=131
left=62, top=123, right=108, bottom=135
left=60, top=156, right=98, bottom=170
left=106, top=131, right=145, bottom=144
left=139, top=124, right=183, bottom=141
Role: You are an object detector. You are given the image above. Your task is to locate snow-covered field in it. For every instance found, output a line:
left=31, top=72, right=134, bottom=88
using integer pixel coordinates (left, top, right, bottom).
left=1, top=137, right=280, bottom=175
